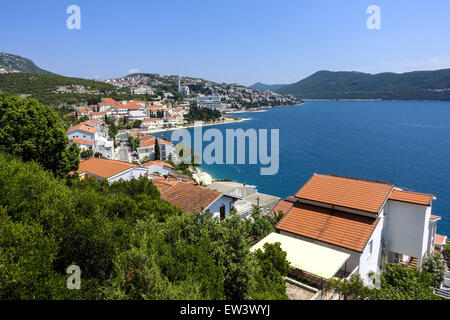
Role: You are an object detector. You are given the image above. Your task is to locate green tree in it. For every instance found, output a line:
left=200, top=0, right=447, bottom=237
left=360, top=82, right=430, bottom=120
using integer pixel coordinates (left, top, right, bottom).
left=154, top=138, right=161, bottom=160
left=251, top=242, right=290, bottom=299
left=246, top=206, right=274, bottom=240
left=0, top=94, right=79, bottom=177
left=325, top=263, right=440, bottom=300
left=132, top=120, right=142, bottom=128
left=80, top=149, right=94, bottom=158
left=423, top=253, right=446, bottom=287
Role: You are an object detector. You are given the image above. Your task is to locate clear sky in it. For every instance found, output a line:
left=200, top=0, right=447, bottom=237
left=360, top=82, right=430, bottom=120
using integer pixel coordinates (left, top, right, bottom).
left=1, top=0, right=450, bottom=85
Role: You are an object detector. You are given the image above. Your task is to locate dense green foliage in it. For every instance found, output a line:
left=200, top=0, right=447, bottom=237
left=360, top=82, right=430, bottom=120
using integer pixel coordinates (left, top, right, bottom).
left=80, top=149, right=94, bottom=159
left=0, top=94, right=79, bottom=177
left=0, top=73, right=152, bottom=107
left=325, top=263, right=441, bottom=300
left=422, top=252, right=447, bottom=287
left=276, top=69, right=450, bottom=100
left=0, top=152, right=288, bottom=300
left=154, top=138, right=160, bottom=160
left=185, top=106, right=221, bottom=122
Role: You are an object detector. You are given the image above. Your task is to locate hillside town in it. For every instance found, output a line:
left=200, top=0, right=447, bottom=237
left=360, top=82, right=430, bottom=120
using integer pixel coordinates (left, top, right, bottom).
left=104, top=73, right=301, bottom=109
left=64, top=95, right=450, bottom=301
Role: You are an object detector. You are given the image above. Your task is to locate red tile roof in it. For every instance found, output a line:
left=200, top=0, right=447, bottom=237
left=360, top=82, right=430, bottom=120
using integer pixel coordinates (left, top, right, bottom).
left=276, top=203, right=379, bottom=252
left=389, top=189, right=434, bottom=206
left=271, top=200, right=294, bottom=216
left=430, top=214, right=441, bottom=220
left=143, top=160, right=174, bottom=169
left=67, top=124, right=97, bottom=134
left=70, top=138, right=94, bottom=146
left=156, top=182, right=222, bottom=213
left=77, top=158, right=138, bottom=179
left=435, top=234, right=447, bottom=245
left=295, top=174, right=393, bottom=214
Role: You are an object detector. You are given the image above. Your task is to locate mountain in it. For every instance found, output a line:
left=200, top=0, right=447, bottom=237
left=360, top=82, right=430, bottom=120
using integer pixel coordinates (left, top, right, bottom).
left=276, top=69, right=450, bottom=100
left=0, top=72, right=129, bottom=107
left=0, top=52, right=54, bottom=75
left=250, top=82, right=286, bottom=92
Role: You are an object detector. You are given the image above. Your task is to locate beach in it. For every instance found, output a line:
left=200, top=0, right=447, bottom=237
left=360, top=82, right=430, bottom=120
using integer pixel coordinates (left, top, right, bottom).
left=143, top=117, right=251, bottom=135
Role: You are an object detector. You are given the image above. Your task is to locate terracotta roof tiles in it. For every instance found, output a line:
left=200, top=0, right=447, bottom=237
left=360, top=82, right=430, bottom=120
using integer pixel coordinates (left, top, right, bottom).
left=276, top=203, right=379, bottom=252
left=295, top=174, right=393, bottom=213
left=389, top=189, right=434, bottom=206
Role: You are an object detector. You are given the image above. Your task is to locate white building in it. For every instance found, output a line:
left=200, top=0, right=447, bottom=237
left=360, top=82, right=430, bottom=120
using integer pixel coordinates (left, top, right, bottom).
left=67, top=120, right=115, bottom=159
left=136, top=135, right=174, bottom=161
left=196, top=95, right=226, bottom=110
left=75, top=158, right=149, bottom=183
left=255, top=174, right=445, bottom=287
left=143, top=160, right=174, bottom=176
left=141, top=118, right=164, bottom=129
left=153, top=180, right=239, bottom=220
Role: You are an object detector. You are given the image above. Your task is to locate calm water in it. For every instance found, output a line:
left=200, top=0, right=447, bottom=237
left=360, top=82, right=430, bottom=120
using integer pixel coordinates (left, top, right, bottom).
left=155, top=101, right=450, bottom=235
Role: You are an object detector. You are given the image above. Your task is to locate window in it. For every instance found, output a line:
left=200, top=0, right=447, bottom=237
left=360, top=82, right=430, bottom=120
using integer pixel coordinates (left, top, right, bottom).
left=368, top=240, right=373, bottom=256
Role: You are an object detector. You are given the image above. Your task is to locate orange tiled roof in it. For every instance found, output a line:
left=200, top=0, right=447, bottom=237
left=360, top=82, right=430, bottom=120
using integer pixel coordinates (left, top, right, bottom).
left=101, top=98, right=118, bottom=105
left=435, top=234, right=447, bottom=245
left=295, top=174, right=393, bottom=214
left=143, top=160, right=174, bottom=169
left=70, top=138, right=94, bottom=146
left=271, top=200, right=294, bottom=216
left=152, top=180, right=177, bottom=193
left=67, top=124, right=97, bottom=134
left=142, top=118, right=162, bottom=122
left=389, top=189, right=434, bottom=206
left=276, top=203, right=379, bottom=252
left=158, top=182, right=222, bottom=213
left=77, top=158, right=137, bottom=179
left=430, top=214, right=441, bottom=220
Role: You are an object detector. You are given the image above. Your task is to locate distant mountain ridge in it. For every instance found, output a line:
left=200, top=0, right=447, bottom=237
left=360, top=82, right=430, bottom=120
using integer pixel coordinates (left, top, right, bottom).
left=250, top=82, right=286, bottom=92
left=0, top=52, right=54, bottom=75
left=275, top=69, right=450, bottom=100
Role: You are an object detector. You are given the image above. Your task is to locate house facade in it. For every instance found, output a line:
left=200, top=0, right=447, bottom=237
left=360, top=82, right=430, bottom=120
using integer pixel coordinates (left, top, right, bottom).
left=75, top=158, right=150, bottom=183
left=67, top=120, right=115, bottom=159
left=153, top=180, right=239, bottom=220
left=260, top=173, right=443, bottom=286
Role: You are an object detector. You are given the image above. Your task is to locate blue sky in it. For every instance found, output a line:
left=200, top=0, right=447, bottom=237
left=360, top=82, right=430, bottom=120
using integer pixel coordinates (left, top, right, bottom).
left=1, top=0, right=450, bottom=85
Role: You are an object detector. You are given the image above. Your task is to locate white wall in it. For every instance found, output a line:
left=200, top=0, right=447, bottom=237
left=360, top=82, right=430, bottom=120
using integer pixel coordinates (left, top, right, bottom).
left=67, top=129, right=95, bottom=142
left=205, top=195, right=235, bottom=219
left=385, top=200, right=430, bottom=266
left=107, top=167, right=149, bottom=183
left=146, top=164, right=173, bottom=176
left=358, top=215, right=384, bottom=285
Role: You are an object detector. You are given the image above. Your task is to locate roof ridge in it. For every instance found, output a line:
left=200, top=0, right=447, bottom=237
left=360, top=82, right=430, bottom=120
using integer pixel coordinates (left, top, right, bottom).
left=315, top=173, right=394, bottom=186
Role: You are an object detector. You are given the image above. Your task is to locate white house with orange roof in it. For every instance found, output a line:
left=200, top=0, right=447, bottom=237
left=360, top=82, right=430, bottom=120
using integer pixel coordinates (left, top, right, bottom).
left=143, top=160, right=174, bottom=176
left=75, top=158, right=149, bottom=183
left=136, top=135, right=174, bottom=161
left=256, top=173, right=445, bottom=288
left=67, top=120, right=115, bottom=159
left=141, top=118, right=164, bottom=129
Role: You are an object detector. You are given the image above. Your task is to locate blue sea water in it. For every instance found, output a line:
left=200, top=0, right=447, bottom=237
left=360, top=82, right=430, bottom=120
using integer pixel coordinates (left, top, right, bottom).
left=154, top=101, right=450, bottom=235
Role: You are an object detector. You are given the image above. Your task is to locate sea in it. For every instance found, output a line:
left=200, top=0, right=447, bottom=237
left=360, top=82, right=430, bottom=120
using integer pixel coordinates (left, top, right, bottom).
left=154, top=100, right=450, bottom=235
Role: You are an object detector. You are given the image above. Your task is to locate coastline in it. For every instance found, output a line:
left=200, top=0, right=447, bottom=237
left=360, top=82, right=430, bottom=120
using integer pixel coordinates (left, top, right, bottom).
left=144, top=117, right=252, bottom=134
left=192, top=167, right=215, bottom=186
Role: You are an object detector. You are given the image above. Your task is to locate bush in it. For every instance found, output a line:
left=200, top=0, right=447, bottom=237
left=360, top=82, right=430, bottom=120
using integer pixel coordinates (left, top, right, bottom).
left=423, top=253, right=446, bottom=287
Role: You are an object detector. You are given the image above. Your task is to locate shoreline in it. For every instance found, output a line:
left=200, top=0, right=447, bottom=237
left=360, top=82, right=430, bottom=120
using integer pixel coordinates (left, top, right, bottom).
left=144, top=117, right=252, bottom=134
left=191, top=166, right=215, bottom=186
